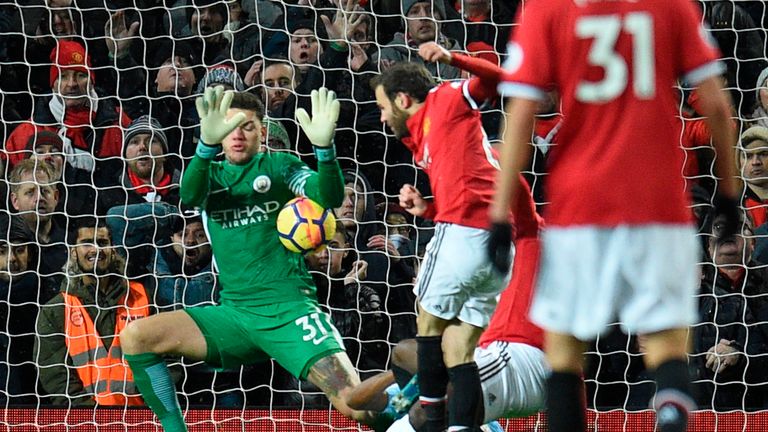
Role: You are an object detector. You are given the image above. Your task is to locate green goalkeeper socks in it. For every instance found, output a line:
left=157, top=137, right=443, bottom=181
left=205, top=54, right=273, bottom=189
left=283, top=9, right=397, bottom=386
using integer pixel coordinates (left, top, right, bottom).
left=125, top=352, right=187, bottom=432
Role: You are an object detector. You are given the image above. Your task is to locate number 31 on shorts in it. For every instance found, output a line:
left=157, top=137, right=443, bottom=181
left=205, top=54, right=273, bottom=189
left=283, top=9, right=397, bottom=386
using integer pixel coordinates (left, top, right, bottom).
left=295, top=311, right=343, bottom=346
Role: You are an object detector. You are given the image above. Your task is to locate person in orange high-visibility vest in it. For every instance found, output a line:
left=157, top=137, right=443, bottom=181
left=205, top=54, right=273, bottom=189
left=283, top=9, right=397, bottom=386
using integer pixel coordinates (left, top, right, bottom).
left=35, top=217, right=156, bottom=406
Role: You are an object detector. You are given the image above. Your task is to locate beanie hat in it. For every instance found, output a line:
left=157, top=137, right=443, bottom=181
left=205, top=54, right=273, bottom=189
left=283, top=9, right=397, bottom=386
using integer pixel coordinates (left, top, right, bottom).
left=466, top=41, right=500, bottom=67
left=741, top=126, right=768, bottom=148
left=756, top=66, right=768, bottom=103
left=264, top=119, right=290, bottom=150
left=402, top=0, right=446, bottom=20
left=49, top=40, right=94, bottom=88
left=287, top=17, right=329, bottom=42
left=196, top=64, right=245, bottom=94
left=26, top=130, right=64, bottom=154
left=123, top=116, right=169, bottom=154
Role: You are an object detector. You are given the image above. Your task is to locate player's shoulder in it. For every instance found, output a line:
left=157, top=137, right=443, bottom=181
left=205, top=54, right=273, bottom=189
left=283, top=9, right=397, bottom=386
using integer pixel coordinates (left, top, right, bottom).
left=430, top=80, right=469, bottom=104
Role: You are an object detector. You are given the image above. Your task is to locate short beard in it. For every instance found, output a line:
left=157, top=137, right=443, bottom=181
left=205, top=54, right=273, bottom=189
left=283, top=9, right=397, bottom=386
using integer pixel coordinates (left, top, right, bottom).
left=390, top=106, right=411, bottom=139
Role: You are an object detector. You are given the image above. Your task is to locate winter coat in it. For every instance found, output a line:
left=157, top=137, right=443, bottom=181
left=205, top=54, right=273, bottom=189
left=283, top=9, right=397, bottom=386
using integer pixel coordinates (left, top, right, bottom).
left=34, top=266, right=155, bottom=406
left=692, top=263, right=768, bottom=409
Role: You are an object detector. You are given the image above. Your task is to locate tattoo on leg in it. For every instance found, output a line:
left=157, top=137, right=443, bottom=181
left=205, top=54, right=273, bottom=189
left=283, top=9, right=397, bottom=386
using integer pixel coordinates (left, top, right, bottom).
left=308, top=354, right=358, bottom=399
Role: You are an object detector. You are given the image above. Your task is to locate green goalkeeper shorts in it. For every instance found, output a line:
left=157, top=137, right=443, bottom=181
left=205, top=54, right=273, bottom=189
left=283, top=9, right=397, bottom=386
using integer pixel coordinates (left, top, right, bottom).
left=186, top=301, right=345, bottom=380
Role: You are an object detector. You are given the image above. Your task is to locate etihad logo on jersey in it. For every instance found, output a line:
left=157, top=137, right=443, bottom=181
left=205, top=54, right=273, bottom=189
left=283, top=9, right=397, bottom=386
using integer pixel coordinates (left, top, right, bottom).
left=209, top=201, right=281, bottom=229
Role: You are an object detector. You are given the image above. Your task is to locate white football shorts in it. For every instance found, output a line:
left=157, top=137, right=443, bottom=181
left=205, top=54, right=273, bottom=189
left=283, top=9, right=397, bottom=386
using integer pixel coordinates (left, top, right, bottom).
left=530, top=224, right=699, bottom=340
left=476, top=341, right=549, bottom=420
left=414, top=223, right=510, bottom=328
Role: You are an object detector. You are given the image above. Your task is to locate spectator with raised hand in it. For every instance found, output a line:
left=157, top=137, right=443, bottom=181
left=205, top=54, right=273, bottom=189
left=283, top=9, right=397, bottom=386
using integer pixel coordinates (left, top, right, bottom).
left=4, top=40, right=131, bottom=184
left=373, top=0, right=462, bottom=80
left=147, top=39, right=202, bottom=169
left=101, top=9, right=146, bottom=118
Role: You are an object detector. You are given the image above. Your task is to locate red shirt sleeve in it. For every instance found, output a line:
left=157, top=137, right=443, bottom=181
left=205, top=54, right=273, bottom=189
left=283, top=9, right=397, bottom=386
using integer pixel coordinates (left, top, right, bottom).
left=450, top=53, right=505, bottom=101
left=498, top=1, right=553, bottom=99
left=674, top=0, right=724, bottom=83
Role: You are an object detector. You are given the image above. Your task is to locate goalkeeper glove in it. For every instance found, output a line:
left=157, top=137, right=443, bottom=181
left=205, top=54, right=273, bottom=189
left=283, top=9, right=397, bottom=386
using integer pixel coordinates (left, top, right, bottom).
left=295, top=87, right=340, bottom=148
left=713, top=194, right=741, bottom=240
left=194, top=86, right=246, bottom=146
left=487, top=222, right=513, bottom=274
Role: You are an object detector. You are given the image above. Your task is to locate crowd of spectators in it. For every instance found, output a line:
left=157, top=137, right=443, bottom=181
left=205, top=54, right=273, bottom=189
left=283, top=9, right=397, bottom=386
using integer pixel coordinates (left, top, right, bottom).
left=0, top=0, right=767, bottom=414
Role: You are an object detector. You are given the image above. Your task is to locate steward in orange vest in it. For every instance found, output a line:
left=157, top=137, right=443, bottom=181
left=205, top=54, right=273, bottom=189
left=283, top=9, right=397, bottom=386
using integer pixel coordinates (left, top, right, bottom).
left=35, top=219, right=155, bottom=406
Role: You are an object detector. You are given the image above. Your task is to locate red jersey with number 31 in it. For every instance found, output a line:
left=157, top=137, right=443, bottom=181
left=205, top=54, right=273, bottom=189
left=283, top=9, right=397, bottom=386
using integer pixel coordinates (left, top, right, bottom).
left=402, top=80, right=502, bottom=229
left=499, top=0, right=724, bottom=227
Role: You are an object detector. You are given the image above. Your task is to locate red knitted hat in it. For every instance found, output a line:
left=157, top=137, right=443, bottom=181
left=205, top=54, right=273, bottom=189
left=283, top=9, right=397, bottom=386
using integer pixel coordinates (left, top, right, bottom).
left=49, top=40, right=94, bottom=88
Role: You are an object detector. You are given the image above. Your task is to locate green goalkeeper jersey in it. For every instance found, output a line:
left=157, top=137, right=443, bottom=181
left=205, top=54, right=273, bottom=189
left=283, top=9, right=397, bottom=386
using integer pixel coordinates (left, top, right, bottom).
left=180, top=151, right=344, bottom=309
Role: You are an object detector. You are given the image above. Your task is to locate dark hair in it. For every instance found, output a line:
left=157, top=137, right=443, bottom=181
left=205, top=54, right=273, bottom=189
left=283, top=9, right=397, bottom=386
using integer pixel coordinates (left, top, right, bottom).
left=67, top=216, right=112, bottom=246
left=230, top=91, right=265, bottom=122
left=370, top=62, right=436, bottom=102
left=171, top=214, right=203, bottom=234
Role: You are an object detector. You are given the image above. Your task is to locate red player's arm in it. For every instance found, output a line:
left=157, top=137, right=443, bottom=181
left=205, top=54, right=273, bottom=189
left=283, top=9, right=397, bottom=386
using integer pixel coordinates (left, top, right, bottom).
left=450, top=53, right=505, bottom=102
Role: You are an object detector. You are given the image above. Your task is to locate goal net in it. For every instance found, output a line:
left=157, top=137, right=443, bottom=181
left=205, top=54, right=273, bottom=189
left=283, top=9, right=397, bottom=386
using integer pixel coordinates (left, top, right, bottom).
left=0, top=0, right=766, bottom=430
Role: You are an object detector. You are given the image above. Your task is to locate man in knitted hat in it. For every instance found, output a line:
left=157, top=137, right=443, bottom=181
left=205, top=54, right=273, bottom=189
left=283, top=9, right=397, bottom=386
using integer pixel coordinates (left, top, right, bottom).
left=262, top=118, right=292, bottom=153
left=196, top=63, right=245, bottom=93
left=98, top=115, right=180, bottom=214
left=738, top=126, right=768, bottom=228
left=3, top=40, right=130, bottom=180
left=750, top=66, right=768, bottom=128
left=374, top=0, right=462, bottom=80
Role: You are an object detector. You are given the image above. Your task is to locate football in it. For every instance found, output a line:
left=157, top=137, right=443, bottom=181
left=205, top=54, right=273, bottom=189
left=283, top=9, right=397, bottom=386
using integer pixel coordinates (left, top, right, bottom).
left=276, top=197, right=336, bottom=253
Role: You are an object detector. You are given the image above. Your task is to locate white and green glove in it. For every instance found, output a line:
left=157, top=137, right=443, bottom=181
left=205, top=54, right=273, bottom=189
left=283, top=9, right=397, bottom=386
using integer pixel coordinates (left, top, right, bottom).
left=296, top=88, right=340, bottom=161
left=194, top=86, right=246, bottom=157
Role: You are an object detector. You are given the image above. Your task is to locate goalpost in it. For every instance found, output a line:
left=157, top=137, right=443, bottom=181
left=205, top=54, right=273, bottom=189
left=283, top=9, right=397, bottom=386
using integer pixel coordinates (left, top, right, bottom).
left=0, top=0, right=767, bottom=430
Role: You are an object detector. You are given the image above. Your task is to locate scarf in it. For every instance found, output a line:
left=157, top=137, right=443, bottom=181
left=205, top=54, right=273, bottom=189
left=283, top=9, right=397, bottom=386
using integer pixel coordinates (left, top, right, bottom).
left=48, top=91, right=99, bottom=172
left=127, top=169, right=173, bottom=202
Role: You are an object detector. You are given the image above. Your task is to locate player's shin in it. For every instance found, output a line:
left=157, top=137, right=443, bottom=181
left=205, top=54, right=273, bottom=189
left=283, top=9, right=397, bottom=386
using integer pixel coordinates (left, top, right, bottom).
left=417, top=336, right=448, bottom=432
left=447, top=362, right=483, bottom=431
left=125, top=353, right=186, bottom=432
left=546, top=371, right=586, bottom=432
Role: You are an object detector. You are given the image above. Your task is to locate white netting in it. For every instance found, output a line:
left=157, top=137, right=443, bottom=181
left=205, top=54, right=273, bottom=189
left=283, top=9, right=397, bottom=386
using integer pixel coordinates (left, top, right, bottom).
left=0, top=0, right=766, bottom=430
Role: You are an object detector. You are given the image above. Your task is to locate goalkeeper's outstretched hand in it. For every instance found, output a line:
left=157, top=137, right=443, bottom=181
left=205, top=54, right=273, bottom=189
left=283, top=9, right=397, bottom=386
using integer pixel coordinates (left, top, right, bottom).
left=296, top=87, right=340, bottom=148
left=195, top=85, right=246, bottom=145
left=487, top=222, right=512, bottom=274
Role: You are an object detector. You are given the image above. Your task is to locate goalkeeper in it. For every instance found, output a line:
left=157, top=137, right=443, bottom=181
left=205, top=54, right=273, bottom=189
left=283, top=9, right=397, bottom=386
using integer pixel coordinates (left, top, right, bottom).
left=119, top=86, right=377, bottom=431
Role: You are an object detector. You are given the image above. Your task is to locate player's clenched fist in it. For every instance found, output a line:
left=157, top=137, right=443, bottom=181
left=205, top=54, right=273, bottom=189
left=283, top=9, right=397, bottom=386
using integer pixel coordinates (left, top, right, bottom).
left=195, top=86, right=246, bottom=145
left=418, top=42, right=452, bottom=64
left=398, top=184, right=428, bottom=217
left=296, top=87, right=340, bottom=148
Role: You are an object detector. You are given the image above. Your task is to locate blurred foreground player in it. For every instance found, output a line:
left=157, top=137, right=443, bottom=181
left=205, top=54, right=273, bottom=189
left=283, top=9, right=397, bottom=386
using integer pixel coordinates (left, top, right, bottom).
left=488, top=1, right=739, bottom=432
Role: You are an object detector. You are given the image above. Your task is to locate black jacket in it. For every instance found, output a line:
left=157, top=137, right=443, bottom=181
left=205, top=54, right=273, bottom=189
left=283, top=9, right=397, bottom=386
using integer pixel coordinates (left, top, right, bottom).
left=693, top=263, right=768, bottom=409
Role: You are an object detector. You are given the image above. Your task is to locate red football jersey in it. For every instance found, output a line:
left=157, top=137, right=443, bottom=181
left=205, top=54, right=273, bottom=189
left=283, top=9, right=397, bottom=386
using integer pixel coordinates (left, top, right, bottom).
left=402, top=79, right=502, bottom=229
left=479, top=177, right=544, bottom=350
left=498, top=0, right=724, bottom=227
